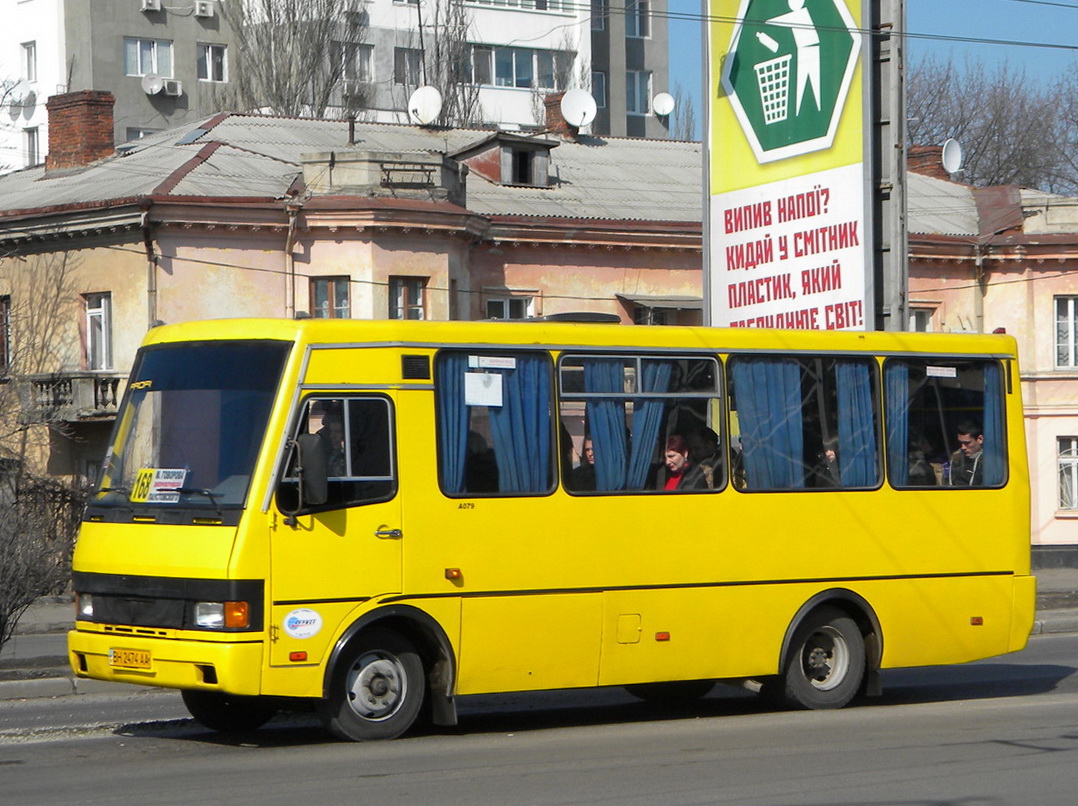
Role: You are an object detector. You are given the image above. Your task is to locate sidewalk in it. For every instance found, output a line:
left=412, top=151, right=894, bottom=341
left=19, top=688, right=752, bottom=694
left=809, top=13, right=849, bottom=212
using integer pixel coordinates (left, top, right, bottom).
left=3, top=570, right=1078, bottom=701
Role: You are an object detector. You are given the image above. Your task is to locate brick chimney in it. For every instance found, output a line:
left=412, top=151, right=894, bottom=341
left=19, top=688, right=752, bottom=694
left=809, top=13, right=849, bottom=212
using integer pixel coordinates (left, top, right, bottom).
left=46, top=90, right=115, bottom=171
left=907, top=145, right=951, bottom=181
left=544, top=92, right=578, bottom=139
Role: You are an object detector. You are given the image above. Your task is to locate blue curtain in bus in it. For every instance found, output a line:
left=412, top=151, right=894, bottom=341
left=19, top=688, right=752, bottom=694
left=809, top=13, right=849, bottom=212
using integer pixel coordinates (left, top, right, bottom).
left=489, top=355, right=552, bottom=493
left=884, top=362, right=909, bottom=486
left=732, top=358, right=804, bottom=489
left=584, top=359, right=629, bottom=491
left=435, top=353, right=469, bottom=493
left=627, top=360, right=674, bottom=489
left=835, top=361, right=876, bottom=487
left=982, top=362, right=1004, bottom=485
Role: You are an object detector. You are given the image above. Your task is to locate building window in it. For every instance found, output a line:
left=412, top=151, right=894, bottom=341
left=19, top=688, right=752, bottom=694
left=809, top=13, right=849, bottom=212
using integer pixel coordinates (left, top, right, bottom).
left=21, top=41, right=36, bottom=82
left=23, top=127, right=39, bottom=166
left=389, top=277, right=426, bottom=320
left=909, top=308, right=934, bottom=332
left=85, top=293, right=112, bottom=371
left=125, top=127, right=161, bottom=141
left=464, top=0, right=571, bottom=10
left=626, top=0, right=650, bottom=38
left=197, top=43, right=228, bottom=82
left=633, top=306, right=668, bottom=325
left=334, top=41, right=373, bottom=82
left=486, top=297, right=533, bottom=320
left=592, top=71, right=607, bottom=108
left=1060, top=438, right=1078, bottom=510
left=0, top=295, right=10, bottom=373
left=627, top=70, right=651, bottom=114
left=470, top=46, right=562, bottom=90
left=591, top=0, right=607, bottom=30
left=394, top=48, right=422, bottom=85
left=311, top=277, right=350, bottom=319
left=1057, top=296, right=1078, bottom=368
left=124, top=37, right=173, bottom=77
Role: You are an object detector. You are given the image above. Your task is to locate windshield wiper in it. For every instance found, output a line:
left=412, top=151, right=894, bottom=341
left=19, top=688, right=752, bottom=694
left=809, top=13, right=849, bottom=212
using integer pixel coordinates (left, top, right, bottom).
left=176, top=487, right=223, bottom=516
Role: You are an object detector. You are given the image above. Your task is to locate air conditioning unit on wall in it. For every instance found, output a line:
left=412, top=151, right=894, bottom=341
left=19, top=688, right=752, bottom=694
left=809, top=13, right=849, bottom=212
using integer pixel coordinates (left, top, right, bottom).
left=141, top=0, right=161, bottom=11
left=162, top=79, right=183, bottom=96
left=193, top=0, right=215, bottom=17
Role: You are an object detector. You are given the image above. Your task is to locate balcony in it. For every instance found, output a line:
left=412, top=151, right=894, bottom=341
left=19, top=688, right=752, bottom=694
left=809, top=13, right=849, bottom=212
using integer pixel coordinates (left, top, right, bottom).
left=19, top=372, right=126, bottom=423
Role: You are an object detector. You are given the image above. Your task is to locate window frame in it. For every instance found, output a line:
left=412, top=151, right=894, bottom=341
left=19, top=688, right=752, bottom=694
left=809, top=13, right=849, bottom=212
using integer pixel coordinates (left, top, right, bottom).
left=486, top=296, right=534, bottom=320
left=197, top=43, right=228, bottom=82
left=1056, top=296, right=1078, bottom=368
left=1059, top=437, right=1078, bottom=511
left=625, top=0, right=650, bottom=38
left=389, top=276, right=427, bottom=320
left=592, top=71, right=608, bottom=108
left=23, top=127, right=39, bottom=167
left=334, top=40, right=373, bottom=82
left=626, top=69, right=651, bottom=115
left=310, top=276, right=351, bottom=319
left=84, top=292, right=113, bottom=371
left=393, top=47, right=422, bottom=86
left=124, top=37, right=174, bottom=77
left=0, top=295, right=10, bottom=373
left=21, top=41, right=36, bottom=82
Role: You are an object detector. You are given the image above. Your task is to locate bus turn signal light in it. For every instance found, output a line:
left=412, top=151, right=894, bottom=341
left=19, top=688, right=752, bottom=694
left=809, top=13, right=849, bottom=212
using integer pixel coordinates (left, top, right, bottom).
left=655, top=632, right=671, bottom=642
left=224, top=601, right=250, bottom=629
left=289, top=651, right=308, bottom=662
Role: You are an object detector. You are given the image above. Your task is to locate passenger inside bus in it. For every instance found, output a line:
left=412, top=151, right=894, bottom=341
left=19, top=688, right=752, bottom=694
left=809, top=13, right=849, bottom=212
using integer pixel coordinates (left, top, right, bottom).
left=950, top=420, right=986, bottom=486
left=655, top=434, right=709, bottom=491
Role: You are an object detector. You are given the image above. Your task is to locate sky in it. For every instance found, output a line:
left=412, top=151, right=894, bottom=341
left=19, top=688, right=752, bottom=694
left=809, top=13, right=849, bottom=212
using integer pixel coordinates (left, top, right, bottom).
left=668, top=0, right=1078, bottom=139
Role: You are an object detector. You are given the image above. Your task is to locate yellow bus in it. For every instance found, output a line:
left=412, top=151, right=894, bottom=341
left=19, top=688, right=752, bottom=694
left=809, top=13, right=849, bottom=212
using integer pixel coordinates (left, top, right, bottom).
left=68, top=318, right=1035, bottom=740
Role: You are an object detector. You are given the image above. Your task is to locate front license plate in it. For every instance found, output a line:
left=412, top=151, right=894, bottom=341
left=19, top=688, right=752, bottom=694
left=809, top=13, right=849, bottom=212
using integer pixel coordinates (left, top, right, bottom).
left=109, top=648, right=151, bottom=669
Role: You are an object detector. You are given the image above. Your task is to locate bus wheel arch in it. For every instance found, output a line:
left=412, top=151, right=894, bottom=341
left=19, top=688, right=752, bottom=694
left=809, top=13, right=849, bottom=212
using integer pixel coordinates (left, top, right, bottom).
left=769, top=590, right=882, bottom=709
left=321, top=605, right=457, bottom=739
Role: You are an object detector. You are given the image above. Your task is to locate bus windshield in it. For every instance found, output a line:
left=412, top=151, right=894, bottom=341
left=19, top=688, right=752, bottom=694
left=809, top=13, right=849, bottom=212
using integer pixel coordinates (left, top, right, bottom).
left=88, top=340, right=291, bottom=522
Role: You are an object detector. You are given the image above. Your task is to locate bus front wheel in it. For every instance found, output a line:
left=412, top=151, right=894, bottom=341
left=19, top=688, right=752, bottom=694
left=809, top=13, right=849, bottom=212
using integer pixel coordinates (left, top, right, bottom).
left=318, top=629, right=425, bottom=741
left=181, top=690, right=277, bottom=733
left=776, top=606, right=865, bottom=710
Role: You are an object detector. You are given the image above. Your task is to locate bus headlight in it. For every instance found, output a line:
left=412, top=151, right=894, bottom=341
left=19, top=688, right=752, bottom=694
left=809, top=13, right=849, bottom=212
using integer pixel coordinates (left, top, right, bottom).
left=76, top=593, right=93, bottom=619
left=194, top=601, right=250, bottom=629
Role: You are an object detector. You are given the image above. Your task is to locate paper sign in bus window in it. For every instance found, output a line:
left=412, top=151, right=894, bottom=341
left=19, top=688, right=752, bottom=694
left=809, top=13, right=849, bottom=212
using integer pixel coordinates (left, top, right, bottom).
left=130, top=468, right=188, bottom=503
left=465, top=372, right=503, bottom=407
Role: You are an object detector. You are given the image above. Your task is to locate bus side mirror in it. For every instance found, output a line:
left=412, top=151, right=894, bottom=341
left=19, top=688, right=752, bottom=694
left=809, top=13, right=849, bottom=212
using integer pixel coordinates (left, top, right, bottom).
left=296, top=433, right=329, bottom=507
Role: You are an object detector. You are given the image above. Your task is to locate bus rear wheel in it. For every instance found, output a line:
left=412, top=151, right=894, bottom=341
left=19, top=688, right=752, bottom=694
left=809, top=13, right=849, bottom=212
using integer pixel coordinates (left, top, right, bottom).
left=181, top=690, right=277, bottom=733
left=318, top=629, right=425, bottom=741
left=776, top=606, right=865, bottom=710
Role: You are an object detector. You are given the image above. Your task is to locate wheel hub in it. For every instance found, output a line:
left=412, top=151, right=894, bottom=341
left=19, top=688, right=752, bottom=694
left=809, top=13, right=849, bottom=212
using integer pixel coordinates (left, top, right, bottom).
left=346, top=655, right=406, bottom=721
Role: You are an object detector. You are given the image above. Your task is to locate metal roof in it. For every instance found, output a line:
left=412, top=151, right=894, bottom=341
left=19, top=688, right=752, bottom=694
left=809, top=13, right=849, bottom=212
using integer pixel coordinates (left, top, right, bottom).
left=0, top=113, right=703, bottom=224
left=906, top=172, right=979, bottom=237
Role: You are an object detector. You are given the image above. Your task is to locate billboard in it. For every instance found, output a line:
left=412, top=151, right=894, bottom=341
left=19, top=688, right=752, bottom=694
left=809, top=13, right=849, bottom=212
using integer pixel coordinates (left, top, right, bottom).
left=706, top=0, right=872, bottom=330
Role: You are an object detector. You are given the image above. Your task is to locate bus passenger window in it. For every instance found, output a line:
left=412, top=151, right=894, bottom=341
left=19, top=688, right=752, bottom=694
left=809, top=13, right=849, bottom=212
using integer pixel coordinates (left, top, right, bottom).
left=727, top=355, right=880, bottom=491
left=558, top=354, right=723, bottom=494
left=883, top=359, right=1006, bottom=488
left=276, top=396, right=396, bottom=513
left=435, top=351, right=555, bottom=496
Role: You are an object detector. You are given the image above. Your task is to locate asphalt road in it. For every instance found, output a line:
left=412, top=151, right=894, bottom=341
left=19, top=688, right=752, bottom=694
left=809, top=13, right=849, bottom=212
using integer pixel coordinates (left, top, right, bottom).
left=2, top=633, right=1078, bottom=806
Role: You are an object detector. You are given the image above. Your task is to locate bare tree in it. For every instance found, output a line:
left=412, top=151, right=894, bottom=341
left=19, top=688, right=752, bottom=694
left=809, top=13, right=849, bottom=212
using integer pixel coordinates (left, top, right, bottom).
left=218, top=0, right=370, bottom=118
left=0, top=249, right=87, bottom=651
left=670, top=82, right=698, bottom=141
left=416, top=0, right=483, bottom=126
left=907, top=56, right=1077, bottom=193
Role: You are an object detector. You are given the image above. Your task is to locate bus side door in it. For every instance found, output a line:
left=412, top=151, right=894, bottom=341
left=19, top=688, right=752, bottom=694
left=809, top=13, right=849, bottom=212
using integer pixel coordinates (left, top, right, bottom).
left=268, top=394, right=401, bottom=669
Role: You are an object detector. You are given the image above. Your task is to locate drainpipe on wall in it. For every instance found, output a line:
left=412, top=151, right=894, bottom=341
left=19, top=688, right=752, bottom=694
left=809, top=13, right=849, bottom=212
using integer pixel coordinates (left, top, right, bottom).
left=284, top=202, right=301, bottom=318
left=141, top=208, right=158, bottom=328
left=973, top=243, right=986, bottom=334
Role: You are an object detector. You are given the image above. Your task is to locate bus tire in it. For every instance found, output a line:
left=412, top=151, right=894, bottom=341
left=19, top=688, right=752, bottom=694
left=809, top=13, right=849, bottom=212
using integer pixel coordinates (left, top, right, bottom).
left=181, top=690, right=277, bottom=733
left=778, top=606, right=865, bottom=710
left=318, top=629, right=425, bottom=741
left=625, top=680, right=715, bottom=703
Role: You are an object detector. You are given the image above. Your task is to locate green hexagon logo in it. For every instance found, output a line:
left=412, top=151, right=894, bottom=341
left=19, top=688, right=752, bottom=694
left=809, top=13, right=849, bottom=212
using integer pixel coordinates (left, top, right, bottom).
left=721, top=0, right=861, bottom=163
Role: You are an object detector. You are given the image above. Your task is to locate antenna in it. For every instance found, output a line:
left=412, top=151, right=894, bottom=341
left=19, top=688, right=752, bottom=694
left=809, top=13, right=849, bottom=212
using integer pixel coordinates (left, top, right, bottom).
left=21, top=89, right=36, bottom=118
left=559, top=89, right=597, bottom=128
left=941, top=138, right=964, bottom=174
left=408, top=86, right=443, bottom=126
left=141, top=73, right=165, bottom=96
left=652, top=92, right=675, bottom=117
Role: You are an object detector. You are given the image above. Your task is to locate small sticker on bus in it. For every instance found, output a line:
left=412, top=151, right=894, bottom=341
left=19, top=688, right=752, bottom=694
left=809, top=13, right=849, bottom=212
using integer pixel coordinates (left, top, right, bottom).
left=926, top=365, right=958, bottom=378
left=283, top=608, right=323, bottom=639
left=465, top=372, right=503, bottom=407
left=469, top=355, right=517, bottom=370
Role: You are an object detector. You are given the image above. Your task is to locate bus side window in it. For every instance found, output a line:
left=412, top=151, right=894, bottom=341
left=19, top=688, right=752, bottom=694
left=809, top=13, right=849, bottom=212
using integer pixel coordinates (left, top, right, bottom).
left=727, top=355, right=880, bottom=491
left=435, top=351, right=555, bottom=496
left=883, top=359, right=1006, bottom=488
left=276, top=396, right=396, bottom=513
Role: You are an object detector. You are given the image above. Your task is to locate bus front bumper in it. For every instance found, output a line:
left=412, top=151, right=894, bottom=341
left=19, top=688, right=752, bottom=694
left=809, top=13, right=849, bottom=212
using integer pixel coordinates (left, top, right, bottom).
left=68, top=626, right=265, bottom=696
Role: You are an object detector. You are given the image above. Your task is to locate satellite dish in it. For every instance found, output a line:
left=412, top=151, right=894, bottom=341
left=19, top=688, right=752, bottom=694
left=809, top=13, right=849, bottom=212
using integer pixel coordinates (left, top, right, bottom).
left=141, top=73, right=165, bottom=96
left=560, top=89, right=597, bottom=128
left=941, top=138, right=963, bottom=174
left=652, top=92, right=675, bottom=117
left=408, top=86, right=443, bottom=126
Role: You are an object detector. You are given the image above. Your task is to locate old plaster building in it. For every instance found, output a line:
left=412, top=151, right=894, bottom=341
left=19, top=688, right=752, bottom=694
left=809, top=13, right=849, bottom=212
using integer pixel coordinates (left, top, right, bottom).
left=0, top=90, right=700, bottom=484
